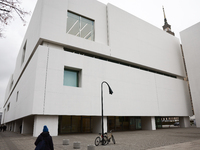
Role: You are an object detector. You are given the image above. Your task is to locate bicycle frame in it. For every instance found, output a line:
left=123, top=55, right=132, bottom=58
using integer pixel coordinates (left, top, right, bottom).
left=104, top=129, right=115, bottom=144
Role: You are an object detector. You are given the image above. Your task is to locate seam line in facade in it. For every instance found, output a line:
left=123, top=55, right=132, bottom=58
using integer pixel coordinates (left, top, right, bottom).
left=43, top=47, right=50, bottom=114
left=106, top=6, right=109, bottom=46
left=154, top=74, right=160, bottom=115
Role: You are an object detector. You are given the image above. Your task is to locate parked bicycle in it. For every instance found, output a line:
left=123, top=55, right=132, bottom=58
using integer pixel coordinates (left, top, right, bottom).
left=104, top=129, right=116, bottom=144
left=94, top=133, right=108, bottom=146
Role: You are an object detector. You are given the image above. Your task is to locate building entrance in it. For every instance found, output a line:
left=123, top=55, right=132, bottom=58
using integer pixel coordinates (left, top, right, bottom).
left=108, top=116, right=141, bottom=131
left=58, top=116, right=92, bottom=134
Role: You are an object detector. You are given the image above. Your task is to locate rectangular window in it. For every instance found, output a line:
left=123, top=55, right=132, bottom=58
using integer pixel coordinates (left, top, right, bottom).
left=21, top=40, right=27, bottom=66
left=16, top=91, right=19, bottom=102
left=67, top=11, right=94, bottom=41
left=10, top=80, right=13, bottom=91
left=7, top=103, right=10, bottom=111
left=9, top=74, right=14, bottom=91
left=63, top=68, right=81, bottom=87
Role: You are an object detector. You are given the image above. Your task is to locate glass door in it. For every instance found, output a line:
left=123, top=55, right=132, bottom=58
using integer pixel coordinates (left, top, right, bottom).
left=82, top=117, right=91, bottom=133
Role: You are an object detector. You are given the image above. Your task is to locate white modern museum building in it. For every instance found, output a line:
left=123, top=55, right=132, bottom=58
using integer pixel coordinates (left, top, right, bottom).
left=2, top=0, right=194, bottom=137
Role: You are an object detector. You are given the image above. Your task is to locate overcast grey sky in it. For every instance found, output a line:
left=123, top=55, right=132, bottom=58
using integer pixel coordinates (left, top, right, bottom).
left=0, top=0, right=200, bottom=112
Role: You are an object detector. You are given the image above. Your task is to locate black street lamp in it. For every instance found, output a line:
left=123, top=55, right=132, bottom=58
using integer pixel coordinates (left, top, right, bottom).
left=101, top=81, right=113, bottom=145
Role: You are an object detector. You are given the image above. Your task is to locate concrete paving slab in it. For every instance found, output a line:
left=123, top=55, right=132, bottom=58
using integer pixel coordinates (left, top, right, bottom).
left=0, top=127, right=200, bottom=150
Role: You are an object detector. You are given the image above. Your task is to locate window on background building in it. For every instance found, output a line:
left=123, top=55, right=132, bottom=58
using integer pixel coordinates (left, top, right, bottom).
left=67, top=11, right=94, bottom=41
left=63, top=68, right=81, bottom=87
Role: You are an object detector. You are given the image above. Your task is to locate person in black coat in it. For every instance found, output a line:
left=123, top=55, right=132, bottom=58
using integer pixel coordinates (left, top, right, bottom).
left=34, top=125, right=54, bottom=150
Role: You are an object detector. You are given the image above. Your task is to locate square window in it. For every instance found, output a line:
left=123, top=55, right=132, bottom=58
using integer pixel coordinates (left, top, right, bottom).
left=63, top=69, right=80, bottom=87
left=67, top=11, right=94, bottom=41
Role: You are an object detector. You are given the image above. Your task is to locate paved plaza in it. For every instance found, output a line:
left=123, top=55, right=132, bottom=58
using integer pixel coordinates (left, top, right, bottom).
left=0, top=127, right=200, bottom=150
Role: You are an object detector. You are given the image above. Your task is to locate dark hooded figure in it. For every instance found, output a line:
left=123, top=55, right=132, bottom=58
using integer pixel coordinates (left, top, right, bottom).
left=34, top=125, right=54, bottom=150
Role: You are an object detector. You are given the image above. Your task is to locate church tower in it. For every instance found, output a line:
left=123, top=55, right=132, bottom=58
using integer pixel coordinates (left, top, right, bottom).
left=162, top=6, right=175, bottom=36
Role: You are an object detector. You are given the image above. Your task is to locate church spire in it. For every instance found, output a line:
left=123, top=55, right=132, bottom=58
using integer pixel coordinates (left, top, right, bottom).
left=162, top=6, right=175, bottom=36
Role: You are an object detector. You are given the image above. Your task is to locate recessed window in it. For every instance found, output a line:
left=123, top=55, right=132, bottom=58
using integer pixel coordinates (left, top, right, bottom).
left=67, top=11, right=94, bottom=41
left=63, top=68, right=81, bottom=87
left=10, top=80, right=13, bottom=91
left=21, top=40, right=27, bottom=66
left=10, top=75, right=14, bottom=91
left=7, top=103, right=10, bottom=111
left=16, top=91, right=19, bottom=102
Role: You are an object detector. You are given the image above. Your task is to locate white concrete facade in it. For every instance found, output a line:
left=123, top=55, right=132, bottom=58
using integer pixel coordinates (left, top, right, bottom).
left=180, top=22, right=200, bottom=128
left=33, top=116, right=58, bottom=136
left=2, top=0, right=192, bottom=136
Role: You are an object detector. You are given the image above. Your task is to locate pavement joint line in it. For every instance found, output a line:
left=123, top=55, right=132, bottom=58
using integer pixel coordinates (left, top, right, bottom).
left=0, top=127, right=200, bottom=150
left=0, top=132, right=20, bottom=150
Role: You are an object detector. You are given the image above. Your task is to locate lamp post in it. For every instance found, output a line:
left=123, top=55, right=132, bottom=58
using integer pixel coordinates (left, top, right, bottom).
left=101, top=81, right=113, bottom=145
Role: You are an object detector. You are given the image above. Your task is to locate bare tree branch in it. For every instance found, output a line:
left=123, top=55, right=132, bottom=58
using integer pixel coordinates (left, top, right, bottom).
left=0, top=8, right=10, bottom=12
left=0, top=0, right=30, bottom=37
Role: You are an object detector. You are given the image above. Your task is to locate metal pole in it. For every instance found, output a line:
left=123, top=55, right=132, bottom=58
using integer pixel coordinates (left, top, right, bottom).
left=101, top=82, right=104, bottom=145
left=101, top=81, right=113, bottom=145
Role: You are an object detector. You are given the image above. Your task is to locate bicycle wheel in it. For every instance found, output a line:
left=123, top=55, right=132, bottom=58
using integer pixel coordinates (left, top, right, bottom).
left=111, top=135, right=116, bottom=144
left=103, top=136, right=108, bottom=145
left=95, top=137, right=100, bottom=146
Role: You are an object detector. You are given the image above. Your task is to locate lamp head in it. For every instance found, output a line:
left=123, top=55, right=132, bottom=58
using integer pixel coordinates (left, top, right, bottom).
left=108, top=86, right=113, bottom=95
